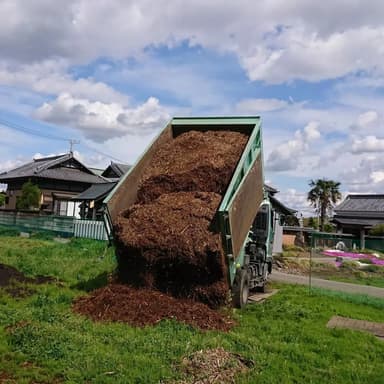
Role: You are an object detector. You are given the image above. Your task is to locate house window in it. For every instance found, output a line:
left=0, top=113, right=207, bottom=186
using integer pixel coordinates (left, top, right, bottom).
left=55, top=200, right=68, bottom=216
left=54, top=200, right=81, bottom=218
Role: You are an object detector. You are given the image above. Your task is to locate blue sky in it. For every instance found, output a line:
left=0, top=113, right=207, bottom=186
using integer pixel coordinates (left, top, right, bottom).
left=1, top=1, right=384, bottom=214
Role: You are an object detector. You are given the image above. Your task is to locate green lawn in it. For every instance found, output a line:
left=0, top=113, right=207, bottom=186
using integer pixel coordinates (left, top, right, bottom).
left=0, top=235, right=384, bottom=383
left=325, top=274, right=384, bottom=288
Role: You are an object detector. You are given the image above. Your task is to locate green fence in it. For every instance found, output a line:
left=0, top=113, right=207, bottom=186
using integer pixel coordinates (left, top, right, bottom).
left=0, top=211, right=108, bottom=240
left=365, top=237, right=384, bottom=252
left=0, top=211, right=74, bottom=237
left=310, top=232, right=384, bottom=253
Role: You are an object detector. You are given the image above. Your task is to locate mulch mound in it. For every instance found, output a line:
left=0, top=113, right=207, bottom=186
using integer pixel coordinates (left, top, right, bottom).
left=73, top=284, right=234, bottom=331
left=137, top=131, right=248, bottom=203
left=114, top=192, right=229, bottom=307
left=114, top=130, right=248, bottom=309
left=0, top=263, right=54, bottom=297
left=76, top=130, right=247, bottom=329
left=170, top=347, right=253, bottom=383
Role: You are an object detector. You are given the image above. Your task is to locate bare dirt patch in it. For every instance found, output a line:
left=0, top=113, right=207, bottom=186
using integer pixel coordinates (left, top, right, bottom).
left=169, top=347, right=253, bottom=384
left=0, top=263, right=55, bottom=297
left=327, top=315, right=384, bottom=339
left=0, top=371, right=15, bottom=384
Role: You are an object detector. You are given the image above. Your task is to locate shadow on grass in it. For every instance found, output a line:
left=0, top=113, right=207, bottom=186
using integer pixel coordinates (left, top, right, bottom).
left=72, top=272, right=111, bottom=292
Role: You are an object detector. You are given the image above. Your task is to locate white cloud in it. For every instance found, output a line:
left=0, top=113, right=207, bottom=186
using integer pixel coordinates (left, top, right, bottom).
left=337, top=155, right=384, bottom=193
left=0, top=60, right=127, bottom=103
left=351, top=135, right=384, bottom=154
left=2, top=0, right=384, bottom=200
left=1, top=1, right=384, bottom=84
left=278, top=188, right=312, bottom=216
left=242, top=26, right=384, bottom=83
left=86, top=133, right=159, bottom=166
left=350, top=110, right=380, bottom=131
left=370, top=171, right=384, bottom=184
left=0, top=158, right=25, bottom=173
left=357, top=111, right=379, bottom=128
left=302, top=121, right=321, bottom=141
left=266, top=121, right=320, bottom=171
left=34, top=93, right=170, bottom=142
left=236, top=98, right=288, bottom=112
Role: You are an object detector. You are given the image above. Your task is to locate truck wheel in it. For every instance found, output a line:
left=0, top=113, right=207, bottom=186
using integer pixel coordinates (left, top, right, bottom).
left=255, top=267, right=269, bottom=293
left=232, top=269, right=249, bottom=309
left=255, top=283, right=266, bottom=293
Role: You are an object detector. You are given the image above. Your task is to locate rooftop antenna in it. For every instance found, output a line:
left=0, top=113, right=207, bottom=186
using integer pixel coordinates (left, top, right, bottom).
left=69, top=139, right=80, bottom=154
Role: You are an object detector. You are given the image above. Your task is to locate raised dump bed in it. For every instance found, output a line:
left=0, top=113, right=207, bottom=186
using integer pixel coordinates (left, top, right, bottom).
left=103, top=117, right=266, bottom=307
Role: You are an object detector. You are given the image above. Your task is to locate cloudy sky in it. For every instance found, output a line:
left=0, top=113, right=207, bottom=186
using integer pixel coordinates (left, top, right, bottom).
left=1, top=0, right=384, bottom=214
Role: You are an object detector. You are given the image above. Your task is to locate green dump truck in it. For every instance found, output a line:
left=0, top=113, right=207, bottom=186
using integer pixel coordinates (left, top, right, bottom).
left=103, top=116, right=278, bottom=308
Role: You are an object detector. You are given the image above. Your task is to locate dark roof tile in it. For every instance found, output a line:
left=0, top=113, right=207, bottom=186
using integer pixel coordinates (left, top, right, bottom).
left=73, top=182, right=116, bottom=201
left=102, top=162, right=131, bottom=178
left=0, top=153, right=105, bottom=184
left=335, top=194, right=384, bottom=213
left=332, top=217, right=384, bottom=227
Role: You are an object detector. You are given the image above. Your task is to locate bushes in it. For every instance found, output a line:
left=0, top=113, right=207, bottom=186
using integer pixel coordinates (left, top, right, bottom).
left=16, top=181, right=41, bottom=210
left=282, top=244, right=306, bottom=253
left=369, top=224, right=384, bottom=236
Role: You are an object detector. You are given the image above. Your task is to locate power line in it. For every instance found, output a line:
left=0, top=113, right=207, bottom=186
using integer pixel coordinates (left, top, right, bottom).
left=0, top=117, right=128, bottom=164
left=0, top=117, right=69, bottom=141
left=81, top=143, right=127, bottom=164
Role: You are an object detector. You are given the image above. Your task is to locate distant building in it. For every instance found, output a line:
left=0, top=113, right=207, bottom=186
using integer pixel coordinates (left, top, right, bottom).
left=0, top=153, right=106, bottom=216
left=333, top=194, right=384, bottom=248
left=73, top=162, right=131, bottom=220
left=265, top=184, right=297, bottom=224
left=101, top=162, right=131, bottom=180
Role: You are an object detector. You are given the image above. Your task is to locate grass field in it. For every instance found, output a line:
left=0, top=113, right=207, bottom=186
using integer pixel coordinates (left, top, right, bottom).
left=326, top=274, right=384, bottom=288
left=0, top=235, right=384, bottom=383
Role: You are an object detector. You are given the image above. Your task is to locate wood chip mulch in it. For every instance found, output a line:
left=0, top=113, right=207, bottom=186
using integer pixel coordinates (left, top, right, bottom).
left=114, top=130, right=249, bottom=308
left=73, top=284, right=234, bottom=331
left=169, top=347, right=253, bottom=384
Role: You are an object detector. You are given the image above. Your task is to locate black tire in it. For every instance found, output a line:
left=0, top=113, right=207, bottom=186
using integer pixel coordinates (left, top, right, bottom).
left=255, top=265, right=269, bottom=293
left=255, top=283, right=266, bottom=293
left=232, top=269, right=249, bottom=309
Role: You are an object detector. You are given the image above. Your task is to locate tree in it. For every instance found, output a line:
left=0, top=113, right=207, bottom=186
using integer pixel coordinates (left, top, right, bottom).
left=307, top=179, right=341, bottom=231
left=307, top=217, right=318, bottom=229
left=0, top=193, right=5, bottom=207
left=283, top=215, right=299, bottom=226
left=16, top=181, right=41, bottom=210
left=369, top=224, right=384, bottom=236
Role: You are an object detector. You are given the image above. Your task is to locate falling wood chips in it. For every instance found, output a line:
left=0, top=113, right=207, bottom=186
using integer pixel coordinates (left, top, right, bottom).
left=327, top=316, right=384, bottom=340
left=168, top=348, right=254, bottom=384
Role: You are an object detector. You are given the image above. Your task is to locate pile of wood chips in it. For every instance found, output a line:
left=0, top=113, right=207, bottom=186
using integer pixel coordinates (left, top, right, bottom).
left=74, top=130, right=248, bottom=330
left=114, top=130, right=248, bottom=308
left=73, top=284, right=234, bottom=331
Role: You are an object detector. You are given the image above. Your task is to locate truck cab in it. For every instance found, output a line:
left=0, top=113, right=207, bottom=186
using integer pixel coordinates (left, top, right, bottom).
left=232, top=199, right=275, bottom=308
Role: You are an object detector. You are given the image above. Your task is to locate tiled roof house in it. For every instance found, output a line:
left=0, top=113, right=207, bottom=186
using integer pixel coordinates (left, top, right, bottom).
left=0, top=153, right=106, bottom=216
left=333, top=194, right=384, bottom=247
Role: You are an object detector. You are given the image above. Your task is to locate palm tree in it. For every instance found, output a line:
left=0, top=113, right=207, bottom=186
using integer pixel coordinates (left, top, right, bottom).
left=307, top=179, right=341, bottom=231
